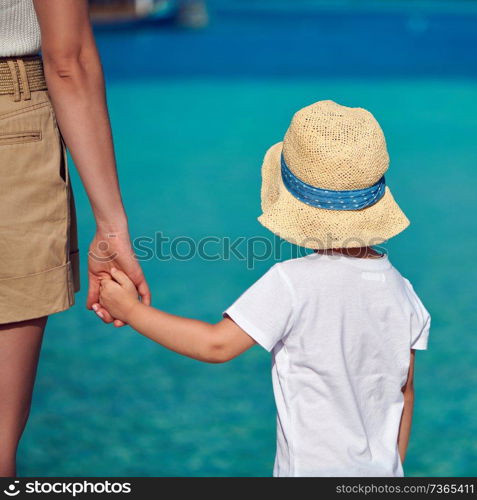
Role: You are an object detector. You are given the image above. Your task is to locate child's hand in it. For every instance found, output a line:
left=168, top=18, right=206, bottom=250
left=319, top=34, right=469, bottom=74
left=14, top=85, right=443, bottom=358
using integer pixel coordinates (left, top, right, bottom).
left=99, top=268, right=141, bottom=324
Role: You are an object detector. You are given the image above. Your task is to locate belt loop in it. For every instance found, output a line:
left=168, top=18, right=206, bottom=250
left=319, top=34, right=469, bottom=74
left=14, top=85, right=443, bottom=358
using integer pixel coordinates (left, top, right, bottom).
left=17, top=58, right=31, bottom=100
left=6, top=60, right=21, bottom=102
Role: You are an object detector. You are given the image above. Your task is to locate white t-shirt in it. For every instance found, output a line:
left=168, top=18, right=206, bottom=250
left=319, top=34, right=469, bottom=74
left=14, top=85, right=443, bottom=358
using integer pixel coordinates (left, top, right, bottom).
left=225, top=253, right=430, bottom=477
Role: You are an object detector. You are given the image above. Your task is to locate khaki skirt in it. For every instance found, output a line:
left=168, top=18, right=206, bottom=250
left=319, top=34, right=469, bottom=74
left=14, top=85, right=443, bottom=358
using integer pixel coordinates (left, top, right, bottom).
left=0, top=56, right=80, bottom=324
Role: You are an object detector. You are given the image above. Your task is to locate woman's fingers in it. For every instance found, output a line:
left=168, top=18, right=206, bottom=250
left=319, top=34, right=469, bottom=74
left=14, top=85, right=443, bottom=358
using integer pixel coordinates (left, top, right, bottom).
left=92, top=303, right=115, bottom=323
left=86, top=278, right=100, bottom=310
left=137, top=279, right=151, bottom=306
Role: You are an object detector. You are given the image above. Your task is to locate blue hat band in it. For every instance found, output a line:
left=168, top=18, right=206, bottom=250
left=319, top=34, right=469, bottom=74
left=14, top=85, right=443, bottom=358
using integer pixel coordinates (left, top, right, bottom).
left=281, top=154, right=386, bottom=211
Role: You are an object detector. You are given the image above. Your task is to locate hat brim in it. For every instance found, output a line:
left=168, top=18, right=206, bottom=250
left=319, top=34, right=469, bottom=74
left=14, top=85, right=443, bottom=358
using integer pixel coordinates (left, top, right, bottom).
left=258, top=142, right=410, bottom=249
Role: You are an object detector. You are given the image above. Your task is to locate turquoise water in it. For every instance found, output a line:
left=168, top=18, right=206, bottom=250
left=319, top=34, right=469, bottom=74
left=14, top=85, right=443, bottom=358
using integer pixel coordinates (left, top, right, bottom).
left=18, top=77, right=477, bottom=477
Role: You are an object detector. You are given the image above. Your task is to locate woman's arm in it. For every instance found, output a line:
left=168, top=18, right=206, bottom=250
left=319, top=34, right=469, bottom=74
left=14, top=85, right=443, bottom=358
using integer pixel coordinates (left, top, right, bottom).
left=398, top=350, right=415, bottom=463
left=99, top=269, right=256, bottom=363
left=33, top=0, right=150, bottom=323
left=34, top=0, right=123, bottom=229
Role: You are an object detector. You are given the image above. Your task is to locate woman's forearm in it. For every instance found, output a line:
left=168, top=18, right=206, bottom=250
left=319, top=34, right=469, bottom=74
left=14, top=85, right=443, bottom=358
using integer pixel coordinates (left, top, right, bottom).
left=33, top=0, right=127, bottom=231
left=43, top=48, right=127, bottom=231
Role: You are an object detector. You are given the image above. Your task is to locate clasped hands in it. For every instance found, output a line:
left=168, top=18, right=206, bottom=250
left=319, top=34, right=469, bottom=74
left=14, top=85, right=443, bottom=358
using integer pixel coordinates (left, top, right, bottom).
left=87, top=230, right=149, bottom=326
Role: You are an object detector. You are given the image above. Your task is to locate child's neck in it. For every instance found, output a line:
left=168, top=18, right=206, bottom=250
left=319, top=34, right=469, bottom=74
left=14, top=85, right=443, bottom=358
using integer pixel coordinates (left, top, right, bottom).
left=314, top=247, right=384, bottom=259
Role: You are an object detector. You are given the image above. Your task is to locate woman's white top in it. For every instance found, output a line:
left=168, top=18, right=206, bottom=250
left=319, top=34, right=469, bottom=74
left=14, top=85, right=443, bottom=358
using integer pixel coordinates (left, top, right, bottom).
left=0, top=0, right=41, bottom=57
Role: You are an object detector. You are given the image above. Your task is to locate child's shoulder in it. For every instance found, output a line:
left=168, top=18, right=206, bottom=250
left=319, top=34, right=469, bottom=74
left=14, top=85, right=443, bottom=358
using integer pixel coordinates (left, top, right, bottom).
left=272, top=252, right=402, bottom=289
left=274, top=252, right=351, bottom=274
left=270, top=253, right=335, bottom=286
left=274, top=253, right=318, bottom=273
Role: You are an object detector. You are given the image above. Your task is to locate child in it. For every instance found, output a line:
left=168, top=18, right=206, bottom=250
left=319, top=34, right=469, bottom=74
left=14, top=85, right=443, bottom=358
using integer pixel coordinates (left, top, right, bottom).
left=96, top=100, right=430, bottom=477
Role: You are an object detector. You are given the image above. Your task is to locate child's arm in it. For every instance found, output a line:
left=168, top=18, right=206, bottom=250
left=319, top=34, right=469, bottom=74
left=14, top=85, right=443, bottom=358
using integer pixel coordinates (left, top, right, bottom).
left=99, top=268, right=256, bottom=363
left=397, top=350, right=415, bottom=463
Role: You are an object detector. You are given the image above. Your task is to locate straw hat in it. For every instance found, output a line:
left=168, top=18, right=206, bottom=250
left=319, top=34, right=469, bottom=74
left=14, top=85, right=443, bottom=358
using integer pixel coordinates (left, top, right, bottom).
left=258, top=100, right=410, bottom=249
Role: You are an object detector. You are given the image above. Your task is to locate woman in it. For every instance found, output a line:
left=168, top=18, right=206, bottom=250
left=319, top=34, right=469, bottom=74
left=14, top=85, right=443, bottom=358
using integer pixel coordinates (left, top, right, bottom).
left=0, top=0, right=149, bottom=476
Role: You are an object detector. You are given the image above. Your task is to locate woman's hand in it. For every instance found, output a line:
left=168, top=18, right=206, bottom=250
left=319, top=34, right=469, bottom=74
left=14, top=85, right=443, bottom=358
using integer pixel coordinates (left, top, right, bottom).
left=99, top=268, right=140, bottom=324
left=87, top=229, right=150, bottom=326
